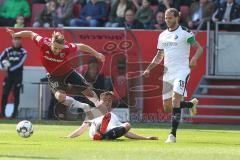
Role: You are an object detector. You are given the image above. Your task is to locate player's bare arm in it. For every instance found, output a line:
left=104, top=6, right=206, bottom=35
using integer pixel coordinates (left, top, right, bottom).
left=67, top=122, right=90, bottom=138
left=6, top=28, right=37, bottom=40
left=143, top=49, right=164, bottom=77
left=124, top=131, right=158, bottom=140
left=76, top=43, right=105, bottom=63
left=189, top=41, right=203, bottom=69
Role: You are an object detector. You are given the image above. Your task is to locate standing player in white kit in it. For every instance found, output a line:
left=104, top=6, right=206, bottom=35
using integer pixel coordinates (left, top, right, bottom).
left=143, top=8, right=203, bottom=143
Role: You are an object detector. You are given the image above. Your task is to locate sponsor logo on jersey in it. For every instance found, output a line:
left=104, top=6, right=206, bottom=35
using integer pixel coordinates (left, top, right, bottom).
left=162, top=42, right=177, bottom=47
left=44, top=55, right=64, bottom=63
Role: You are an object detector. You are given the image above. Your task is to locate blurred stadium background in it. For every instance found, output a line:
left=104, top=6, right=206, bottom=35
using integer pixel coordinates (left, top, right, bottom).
left=1, top=0, right=240, bottom=159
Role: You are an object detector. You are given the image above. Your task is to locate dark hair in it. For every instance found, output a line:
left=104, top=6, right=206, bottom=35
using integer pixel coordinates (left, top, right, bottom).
left=165, top=8, right=180, bottom=17
left=17, top=14, right=24, bottom=18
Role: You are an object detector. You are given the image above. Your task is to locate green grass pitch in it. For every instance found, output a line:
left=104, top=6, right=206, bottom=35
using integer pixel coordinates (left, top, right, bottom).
left=0, top=120, right=240, bottom=160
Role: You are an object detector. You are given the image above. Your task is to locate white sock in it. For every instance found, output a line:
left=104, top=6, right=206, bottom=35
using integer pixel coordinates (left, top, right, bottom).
left=63, top=96, right=91, bottom=112
left=86, top=91, right=99, bottom=106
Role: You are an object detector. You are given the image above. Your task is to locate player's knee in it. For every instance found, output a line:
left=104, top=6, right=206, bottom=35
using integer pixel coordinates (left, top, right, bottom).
left=55, top=91, right=66, bottom=103
left=172, top=96, right=181, bottom=108
left=163, top=98, right=172, bottom=113
left=163, top=106, right=172, bottom=113
left=163, top=103, right=172, bottom=113
left=123, top=122, right=131, bottom=132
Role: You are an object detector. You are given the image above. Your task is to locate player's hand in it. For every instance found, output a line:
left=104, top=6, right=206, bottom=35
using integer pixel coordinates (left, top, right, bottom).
left=96, top=53, right=105, bottom=63
left=147, top=136, right=158, bottom=140
left=142, top=70, right=150, bottom=77
left=6, top=28, right=15, bottom=38
left=189, top=57, right=198, bottom=69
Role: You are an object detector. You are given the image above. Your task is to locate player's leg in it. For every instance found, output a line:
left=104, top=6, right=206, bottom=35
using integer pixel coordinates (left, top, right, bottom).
left=162, top=79, right=174, bottom=113
left=81, top=88, right=99, bottom=107
left=54, top=90, right=91, bottom=112
left=1, top=77, right=12, bottom=117
left=12, top=78, right=22, bottom=118
left=101, top=123, right=130, bottom=140
left=65, top=71, right=100, bottom=106
left=165, top=74, right=190, bottom=143
left=180, top=98, right=198, bottom=116
left=165, top=91, right=182, bottom=143
left=92, top=112, right=112, bottom=140
left=98, top=125, right=129, bottom=140
left=163, top=98, right=173, bottom=113
left=99, top=112, right=111, bottom=134
left=122, top=122, right=131, bottom=133
left=47, top=74, right=91, bottom=113
left=177, top=75, right=198, bottom=115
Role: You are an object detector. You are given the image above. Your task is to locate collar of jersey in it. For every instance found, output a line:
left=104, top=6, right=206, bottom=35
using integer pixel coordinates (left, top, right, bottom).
left=167, top=25, right=180, bottom=32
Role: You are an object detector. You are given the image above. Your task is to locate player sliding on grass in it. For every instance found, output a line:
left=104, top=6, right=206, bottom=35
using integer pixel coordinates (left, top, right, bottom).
left=143, top=8, right=203, bottom=143
left=67, top=91, right=158, bottom=140
left=6, top=28, right=105, bottom=116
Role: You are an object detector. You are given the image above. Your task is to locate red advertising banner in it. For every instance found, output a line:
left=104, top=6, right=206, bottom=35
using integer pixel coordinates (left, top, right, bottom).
left=0, top=28, right=206, bottom=121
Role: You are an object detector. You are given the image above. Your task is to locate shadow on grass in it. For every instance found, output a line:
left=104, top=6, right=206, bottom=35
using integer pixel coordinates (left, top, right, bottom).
left=131, top=122, right=240, bottom=131
left=1, top=120, right=240, bottom=131
left=0, top=155, right=58, bottom=159
left=0, top=142, right=41, bottom=146
left=190, top=141, right=240, bottom=146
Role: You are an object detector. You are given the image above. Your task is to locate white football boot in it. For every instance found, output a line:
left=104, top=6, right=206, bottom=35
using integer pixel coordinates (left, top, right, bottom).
left=165, top=134, right=176, bottom=143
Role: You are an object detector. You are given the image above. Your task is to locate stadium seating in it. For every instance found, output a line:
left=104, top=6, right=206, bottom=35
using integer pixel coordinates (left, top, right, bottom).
left=30, top=3, right=45, bottom=26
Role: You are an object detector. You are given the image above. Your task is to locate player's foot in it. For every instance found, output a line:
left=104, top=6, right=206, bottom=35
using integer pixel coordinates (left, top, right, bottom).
left=190, top=98, right=198, bottom=116
left=165, top=134, right=176, bottom=143
left=99, top=112, right=111, bottom=134
left=93, top=132, right=102, bottom=140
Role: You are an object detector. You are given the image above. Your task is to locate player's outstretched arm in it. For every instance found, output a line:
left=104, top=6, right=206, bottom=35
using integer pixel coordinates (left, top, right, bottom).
left=76, top=43, right=105, bottom=63
left=6, top=28, right=38, bottom=40
left=189, top=41, right=203, bottom=69
left=143, top=49, right=164, bottom=77
left=124, top=131, right=158, bottom=140
left=66, top=122, right=90, bottom=138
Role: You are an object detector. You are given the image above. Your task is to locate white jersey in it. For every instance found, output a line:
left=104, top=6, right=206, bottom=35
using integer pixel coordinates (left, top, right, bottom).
left=157, top=26, right=195, bottom=75
left=88, top=112, right=123, bottom=139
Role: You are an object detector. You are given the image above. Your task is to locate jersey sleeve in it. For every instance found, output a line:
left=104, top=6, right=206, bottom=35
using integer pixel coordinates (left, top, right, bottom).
left=68, top=43, right=78, bottom=53
left=33, top=35, right=44, bottom=47
left=185, top=30, right=196, bottom=45
left=157, top=34, right=163, bottom=49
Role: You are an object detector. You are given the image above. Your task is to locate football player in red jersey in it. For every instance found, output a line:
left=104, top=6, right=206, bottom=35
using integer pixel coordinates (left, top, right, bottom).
left=6, top=28, right=105, bottom=116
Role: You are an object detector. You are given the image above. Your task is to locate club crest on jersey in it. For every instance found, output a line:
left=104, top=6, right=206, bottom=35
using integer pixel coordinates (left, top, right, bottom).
left=60, top=53, right=65, bottom=58
left=174, top=35, right=178, bottom=39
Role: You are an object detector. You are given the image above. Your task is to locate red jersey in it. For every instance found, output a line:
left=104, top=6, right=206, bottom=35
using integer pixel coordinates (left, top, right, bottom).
left=33, top=35, right=78, bottom=76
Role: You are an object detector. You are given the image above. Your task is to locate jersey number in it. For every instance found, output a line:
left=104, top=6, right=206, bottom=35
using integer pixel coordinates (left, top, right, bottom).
left=178, top=80, right=185, bottom=88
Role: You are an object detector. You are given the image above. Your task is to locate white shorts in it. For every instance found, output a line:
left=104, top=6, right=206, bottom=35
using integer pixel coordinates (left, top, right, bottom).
left=162, top=71, right=190, bottom=100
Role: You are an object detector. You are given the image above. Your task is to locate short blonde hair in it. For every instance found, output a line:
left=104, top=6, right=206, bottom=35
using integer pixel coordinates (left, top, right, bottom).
left=100, top=91, right=114, bottom=99
left=52, top=31, right=64, bottom=44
